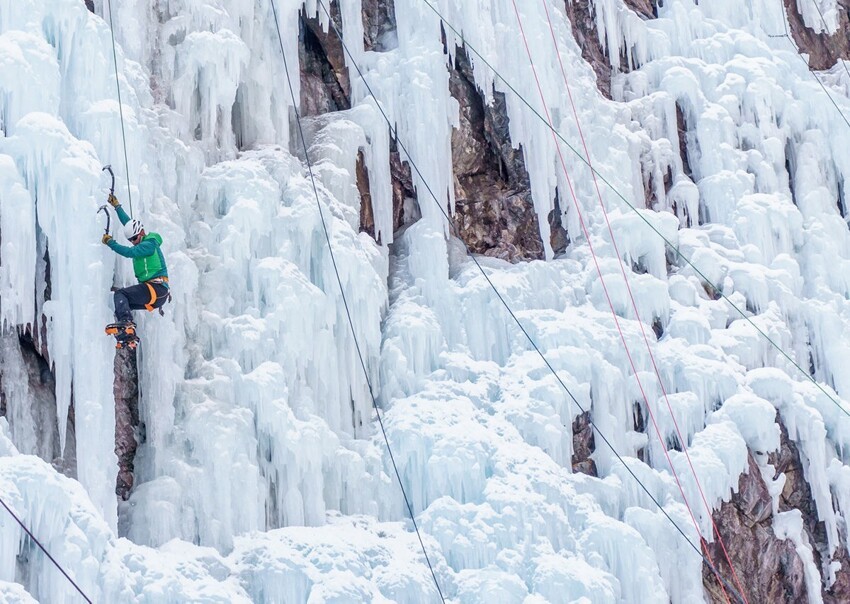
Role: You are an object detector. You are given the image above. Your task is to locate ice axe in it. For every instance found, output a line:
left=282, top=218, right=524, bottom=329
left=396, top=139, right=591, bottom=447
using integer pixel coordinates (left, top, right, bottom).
left=102, top=164, right=115, bottom=196
left=97, top=204, right=111, bottom=236
left=98, top=165, right=115, bottom=236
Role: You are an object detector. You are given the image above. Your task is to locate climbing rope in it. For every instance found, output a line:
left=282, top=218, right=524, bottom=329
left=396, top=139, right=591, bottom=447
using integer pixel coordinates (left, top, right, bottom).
left=0, top=5, right=139, bottom=602
left=0, top=495, right=93, bottom=603
left=769, top=0, right=850, bottom=129
left=512, top=3, right=740, bottom=601
left=419, top=0, right=850, bottom=426
left=104, top=0, right=134, bottom=215
left=808, top=0, right=850, bottom=83
left=530, top=2, right=749, bottom=601
left=314, top=1, right=747, bottom=601
left=267, top=1, right=445, bottom=601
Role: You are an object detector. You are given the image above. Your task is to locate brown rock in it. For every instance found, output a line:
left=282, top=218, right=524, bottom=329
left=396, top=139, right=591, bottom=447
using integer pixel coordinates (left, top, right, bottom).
left=299, top=0, right=419, bottom=238
left=702, top=418, right=850, bottom=603
left=563, top=1, right=659, bottom=98
left=571, top=411, right=597, bottom=476
left=783, top=0, right=850, bottom=71
left=390, top=137, right=420, bottom=233
left=299, top=2, right=351, bottom=117
left=825, top=544, right=850, bottom=604
left=770, top=421, right=850, bottom=602
left=0, top=330, right=72, bottom=473
left=114, top=347, right=139, bottom=501
left=449, top=45, right=544, bottom=262
left=357, top=149, right=378, bottom=242
left=703, top=452, right=806, bottom=604
left=563, top=0, right=614, bottom=98
left=453, top=195, right=544, bottom=262
left=547, top=188, right=570, bottom=257
left=361, top=0, right=398, bottom=52
left=59, top=400, right=77, bottom=479
left=624, top=0, right=657, bottom=19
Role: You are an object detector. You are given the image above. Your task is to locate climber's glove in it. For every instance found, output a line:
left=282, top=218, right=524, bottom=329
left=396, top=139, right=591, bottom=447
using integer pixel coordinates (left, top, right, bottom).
left=102, top=233, right=113, bottom=245
left=108, top=194, right=120, bottom=208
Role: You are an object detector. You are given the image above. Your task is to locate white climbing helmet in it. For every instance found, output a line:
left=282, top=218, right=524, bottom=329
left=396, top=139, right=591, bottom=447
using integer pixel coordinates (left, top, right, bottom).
left=124, top=219, right=144, bottom=241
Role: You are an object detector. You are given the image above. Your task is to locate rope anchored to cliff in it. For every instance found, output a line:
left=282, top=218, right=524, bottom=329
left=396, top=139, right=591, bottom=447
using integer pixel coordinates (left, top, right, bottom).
left=267, top=1, right=446, bottom=601
left=529, top=2, right=751, bottom=602
left=768, top=0, right=850, bottom=129
left=417, top=0, right=850, bottom=429
left=314, top=1, right=747, bottom=601
left=104, top=0, right=135, bottom=216
left=0, top=495, right=93, bottom=603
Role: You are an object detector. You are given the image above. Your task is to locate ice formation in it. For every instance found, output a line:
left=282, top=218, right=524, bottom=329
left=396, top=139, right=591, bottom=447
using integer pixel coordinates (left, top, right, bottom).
left=0, top=0, right=849, bottom=602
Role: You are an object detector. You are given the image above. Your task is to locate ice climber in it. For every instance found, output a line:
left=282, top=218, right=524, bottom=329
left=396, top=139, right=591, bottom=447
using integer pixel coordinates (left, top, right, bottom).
left=101, top=193, right=170, bottom=348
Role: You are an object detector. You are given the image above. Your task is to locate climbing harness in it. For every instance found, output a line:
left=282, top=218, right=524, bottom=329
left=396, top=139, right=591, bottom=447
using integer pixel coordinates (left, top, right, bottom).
left=314, top=1, right=748, bottom=601
left=268, top=1, right=447, bottom=600
left=143, top=283, right=157, bottom=312
left=143, top=278, right=171, bottom=315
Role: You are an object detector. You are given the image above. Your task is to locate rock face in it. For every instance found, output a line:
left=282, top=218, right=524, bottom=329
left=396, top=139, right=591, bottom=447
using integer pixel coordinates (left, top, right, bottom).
left=769, top=422, right=850, bottom=602
left=299, top=2, right=350, bottom=117
left=0, top=331, right=59, bottom=459
left=299, top=2, right=419, bottom=241
left=624, top=0, right=657, bottom=19
left=571, top=410, right=597, bottom=476
left=113, top=348, right=140, bottom=501
left=547, top=190, right=570, bottom=257
left=784, top=0, right=850, bottom=70
left=390, top=138, right=420, bottom=233
left=361, top=0, right=398, bottom=52
left=563, top=0, right=615, bottom=98
left=703, top=451, right=806, bottom=604
left=357, top=149, right=377, bottom=240
left=0, top=330, right=75, bottom=475
left=703, top=421, right=850, bottom=603
left=563, top=0, right=658, bottom=99
left=449, top=45, right=544, bottom=262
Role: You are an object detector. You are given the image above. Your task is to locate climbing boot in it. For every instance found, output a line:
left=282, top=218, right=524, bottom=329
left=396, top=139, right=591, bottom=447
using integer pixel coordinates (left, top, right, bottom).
left=105, top=321, right=136, bottom=337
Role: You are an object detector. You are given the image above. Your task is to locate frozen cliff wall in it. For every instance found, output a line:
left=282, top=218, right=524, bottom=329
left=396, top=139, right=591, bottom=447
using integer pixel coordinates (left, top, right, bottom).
left=1, top=0, right=850, bottom=602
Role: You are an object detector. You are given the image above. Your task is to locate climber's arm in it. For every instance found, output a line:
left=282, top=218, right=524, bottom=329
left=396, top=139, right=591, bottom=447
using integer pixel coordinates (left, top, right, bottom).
left=114, top=204, right=132, bottom=226
left=107, top=239, right=157, bottom=258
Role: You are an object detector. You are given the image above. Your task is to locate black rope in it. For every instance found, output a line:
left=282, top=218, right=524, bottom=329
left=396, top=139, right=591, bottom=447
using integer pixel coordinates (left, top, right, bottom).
left=807, top=0, right=850, bottom=83
left=267, top=2, right=445, bottom=601
left=314, top=2, right=746, bottom=601
left=0, top=7, right=136, bottom=602
left=105, top=0, right=134, bottom=216
left=773, top=0, right=850, bottom=129
left=0, top=496, right=93, bottom=603
left=420, top=0, right=850, bottom=423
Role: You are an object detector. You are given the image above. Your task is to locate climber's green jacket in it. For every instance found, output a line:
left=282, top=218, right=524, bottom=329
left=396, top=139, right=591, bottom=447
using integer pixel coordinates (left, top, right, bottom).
left=106, top=205, right=169, bottom=284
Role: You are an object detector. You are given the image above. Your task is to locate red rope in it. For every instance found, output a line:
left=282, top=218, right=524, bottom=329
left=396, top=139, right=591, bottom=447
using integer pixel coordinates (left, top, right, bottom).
left=508, top=1, right=736, bottom=601
left=537, top=3, right=752, bottom=601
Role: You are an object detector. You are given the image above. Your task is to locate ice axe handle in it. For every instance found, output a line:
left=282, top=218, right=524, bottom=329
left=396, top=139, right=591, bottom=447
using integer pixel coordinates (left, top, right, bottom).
left=102, top=165, right=115, bottom=195
left=97, top=205, right=111, bottom=235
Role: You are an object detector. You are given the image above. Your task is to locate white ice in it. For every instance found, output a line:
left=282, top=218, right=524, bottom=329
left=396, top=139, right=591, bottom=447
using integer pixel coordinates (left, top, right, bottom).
left=1, top=0, right=850, bottom=602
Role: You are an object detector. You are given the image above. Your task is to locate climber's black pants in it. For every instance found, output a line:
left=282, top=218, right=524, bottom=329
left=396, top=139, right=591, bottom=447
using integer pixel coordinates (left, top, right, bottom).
left=113, top=282, right=169, bottom=322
